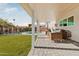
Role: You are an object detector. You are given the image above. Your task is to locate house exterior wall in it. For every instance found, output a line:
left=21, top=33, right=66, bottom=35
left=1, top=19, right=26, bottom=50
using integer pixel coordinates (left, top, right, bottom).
left=57, top=6, right=79, bottom=42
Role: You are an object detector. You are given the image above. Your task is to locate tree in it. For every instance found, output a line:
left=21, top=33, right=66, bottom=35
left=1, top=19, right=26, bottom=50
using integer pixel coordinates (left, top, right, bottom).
left=0, top=18, right=16, bottom=34
left=0, top=18, right=15, bottom=27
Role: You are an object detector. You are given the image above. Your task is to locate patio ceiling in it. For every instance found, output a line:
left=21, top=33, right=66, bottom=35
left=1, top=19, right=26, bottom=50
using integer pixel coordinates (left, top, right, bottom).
left=21, top=3, right=79, bottom=22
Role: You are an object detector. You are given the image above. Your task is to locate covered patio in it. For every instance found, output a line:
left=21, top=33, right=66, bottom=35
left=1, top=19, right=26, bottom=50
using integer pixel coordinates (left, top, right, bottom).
left=21, top=3, right=79, bottom=56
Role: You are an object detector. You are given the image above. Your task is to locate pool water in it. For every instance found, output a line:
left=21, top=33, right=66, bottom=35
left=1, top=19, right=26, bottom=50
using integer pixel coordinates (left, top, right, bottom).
left=21, top=31, right=32, bottom=35
left=23, top=31, right=38, bottom=35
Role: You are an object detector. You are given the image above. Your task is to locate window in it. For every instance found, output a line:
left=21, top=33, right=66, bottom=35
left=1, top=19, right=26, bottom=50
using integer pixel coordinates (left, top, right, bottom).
left=68, top=16, right=74, bottom=26
left=59, top=16, right=74, bottom=27
left=63, top=19, right=67, bottom=26
left=60, top=21, right=63, bottom=26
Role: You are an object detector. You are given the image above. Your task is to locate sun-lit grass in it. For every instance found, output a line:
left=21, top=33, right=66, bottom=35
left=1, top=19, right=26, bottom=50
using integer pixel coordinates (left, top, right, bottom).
left=0, top=35, right=32, bottom=56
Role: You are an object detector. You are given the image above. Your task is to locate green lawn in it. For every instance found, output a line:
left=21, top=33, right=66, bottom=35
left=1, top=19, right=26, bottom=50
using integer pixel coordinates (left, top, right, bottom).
left=0, top=35, right=32, bottom=56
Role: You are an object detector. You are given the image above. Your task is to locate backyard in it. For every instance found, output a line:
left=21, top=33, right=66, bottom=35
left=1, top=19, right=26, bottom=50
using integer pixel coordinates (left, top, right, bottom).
left=0, top=35, right=32, bottom=56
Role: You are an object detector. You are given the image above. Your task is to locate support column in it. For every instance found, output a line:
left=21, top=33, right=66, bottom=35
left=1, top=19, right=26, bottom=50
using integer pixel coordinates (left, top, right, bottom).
left=3, top=26, right=5, bottom=34
left=37, top=20, right=40, bottom=38
left=11, top=27, right=14, bottom=33
left=32, top=11, right=35, bottom=49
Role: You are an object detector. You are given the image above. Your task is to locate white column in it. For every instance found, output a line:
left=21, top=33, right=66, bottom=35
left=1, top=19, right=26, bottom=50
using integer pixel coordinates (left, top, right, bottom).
left=32, top=11, right=35, bottom=49
left=3, top=26, right=5, bottom=34
left=7, top=27, right=9, bottom=34
left=37, top=20, right=40, bottom=37
left=12, top=27, right=14, bottom=33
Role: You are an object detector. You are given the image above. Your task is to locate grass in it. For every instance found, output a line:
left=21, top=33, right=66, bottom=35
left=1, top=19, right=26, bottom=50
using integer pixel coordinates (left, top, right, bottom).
left=0, top=35, right=32, bottom=56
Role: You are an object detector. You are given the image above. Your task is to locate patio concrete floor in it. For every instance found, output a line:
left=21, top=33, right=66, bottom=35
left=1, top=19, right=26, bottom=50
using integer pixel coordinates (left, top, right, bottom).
left=28, top=34, right=79, bottom=56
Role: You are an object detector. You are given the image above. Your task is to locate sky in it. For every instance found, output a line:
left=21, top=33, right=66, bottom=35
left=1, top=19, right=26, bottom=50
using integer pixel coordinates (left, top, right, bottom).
left=0, top=3, right=32, bottom=26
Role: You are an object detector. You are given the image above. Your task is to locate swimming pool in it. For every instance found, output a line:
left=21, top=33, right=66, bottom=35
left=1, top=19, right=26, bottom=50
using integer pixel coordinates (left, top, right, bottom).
left=21, top=31, right=37, bottom=35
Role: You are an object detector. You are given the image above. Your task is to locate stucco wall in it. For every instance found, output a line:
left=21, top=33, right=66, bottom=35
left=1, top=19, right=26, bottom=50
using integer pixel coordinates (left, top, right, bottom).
left=57, top=6, right=79, bottom=42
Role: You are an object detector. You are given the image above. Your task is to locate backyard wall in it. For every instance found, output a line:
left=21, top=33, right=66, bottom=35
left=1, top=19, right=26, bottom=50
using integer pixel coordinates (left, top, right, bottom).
left=57, top=6, right=79, bottom=42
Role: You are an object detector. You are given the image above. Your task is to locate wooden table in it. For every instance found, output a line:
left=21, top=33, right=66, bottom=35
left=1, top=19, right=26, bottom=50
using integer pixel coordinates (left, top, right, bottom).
left=51, top=32, right=63, bottom=42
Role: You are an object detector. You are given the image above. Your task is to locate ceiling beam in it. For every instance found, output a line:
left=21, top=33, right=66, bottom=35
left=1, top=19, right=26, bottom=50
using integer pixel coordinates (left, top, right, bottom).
left=20, top=3, right=33, bottom=17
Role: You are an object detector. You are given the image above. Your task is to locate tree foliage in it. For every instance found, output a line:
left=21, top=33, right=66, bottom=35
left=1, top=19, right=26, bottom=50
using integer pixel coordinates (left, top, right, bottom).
left=0, top=18, right=15, bottom=27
